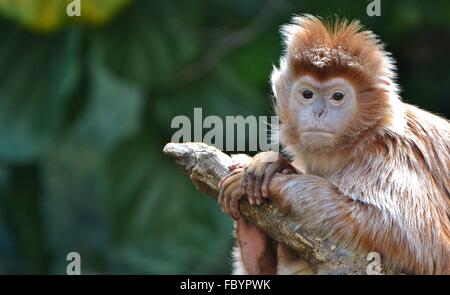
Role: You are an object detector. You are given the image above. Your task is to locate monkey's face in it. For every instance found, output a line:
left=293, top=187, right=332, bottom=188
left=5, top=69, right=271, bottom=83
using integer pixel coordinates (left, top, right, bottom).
left=288, top=75, right=357, bottom=152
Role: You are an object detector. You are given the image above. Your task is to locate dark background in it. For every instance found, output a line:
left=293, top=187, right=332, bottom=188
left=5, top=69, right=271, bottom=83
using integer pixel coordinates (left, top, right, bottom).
left=0, top=0, right=448, bottom=274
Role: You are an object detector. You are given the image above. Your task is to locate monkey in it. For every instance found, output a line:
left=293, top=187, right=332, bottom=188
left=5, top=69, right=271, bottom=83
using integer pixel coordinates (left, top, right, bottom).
left=218, top=15, right=450, bottom=275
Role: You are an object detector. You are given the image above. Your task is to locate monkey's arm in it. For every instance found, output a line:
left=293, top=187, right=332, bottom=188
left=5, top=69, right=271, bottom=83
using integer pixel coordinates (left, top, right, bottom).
left=269, top=173, right=410, bottom=272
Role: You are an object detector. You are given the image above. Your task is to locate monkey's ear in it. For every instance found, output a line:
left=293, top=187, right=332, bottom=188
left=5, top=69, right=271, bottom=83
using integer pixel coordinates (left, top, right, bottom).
left=270, top=58, right=291, bottom=104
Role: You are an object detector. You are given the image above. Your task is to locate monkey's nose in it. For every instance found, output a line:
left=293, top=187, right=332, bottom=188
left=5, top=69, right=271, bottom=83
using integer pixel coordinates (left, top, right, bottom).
left=314, top=109, right=325, bottom=118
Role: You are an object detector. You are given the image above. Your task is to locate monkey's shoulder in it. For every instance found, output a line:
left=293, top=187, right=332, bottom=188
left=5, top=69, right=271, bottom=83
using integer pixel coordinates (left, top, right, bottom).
left=403, top=103, right=450, bottom=144
left=332, top=109, right=449, bottom=204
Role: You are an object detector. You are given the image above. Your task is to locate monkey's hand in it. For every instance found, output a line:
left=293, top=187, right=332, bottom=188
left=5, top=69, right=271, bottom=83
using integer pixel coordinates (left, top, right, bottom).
left=218, top=168, right=245, bottom=220
left=241, top=151, right=297, bottom=206
left=218, top=151, right=296, bottom=219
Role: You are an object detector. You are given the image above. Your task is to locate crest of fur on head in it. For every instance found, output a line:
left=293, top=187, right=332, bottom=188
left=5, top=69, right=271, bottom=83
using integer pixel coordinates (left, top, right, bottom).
left=271, top=15, right=402, bottom=151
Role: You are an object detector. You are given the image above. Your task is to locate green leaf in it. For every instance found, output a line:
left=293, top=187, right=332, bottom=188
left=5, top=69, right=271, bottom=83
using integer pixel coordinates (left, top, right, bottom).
left=0, top=0, right=133, bottom=32
left=68, top=58, right=144, bottom=151
left=0, top=24, right=81, bottom=162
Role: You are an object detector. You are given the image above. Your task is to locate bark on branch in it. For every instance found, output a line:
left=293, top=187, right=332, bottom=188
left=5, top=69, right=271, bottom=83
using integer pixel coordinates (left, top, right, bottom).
left=163, top=142, right=397, bottom=274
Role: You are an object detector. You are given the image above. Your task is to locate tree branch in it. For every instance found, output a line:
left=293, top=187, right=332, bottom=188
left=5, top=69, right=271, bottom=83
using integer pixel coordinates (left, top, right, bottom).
left=163, top=142, right=397, bottom=274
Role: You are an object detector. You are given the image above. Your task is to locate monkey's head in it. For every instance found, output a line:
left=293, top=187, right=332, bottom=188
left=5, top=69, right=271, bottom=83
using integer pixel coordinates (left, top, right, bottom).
left=271, top=15, right=399, bottom=153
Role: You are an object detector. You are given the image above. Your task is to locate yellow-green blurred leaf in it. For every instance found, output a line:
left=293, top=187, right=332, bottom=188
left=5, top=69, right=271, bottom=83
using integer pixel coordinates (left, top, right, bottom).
left=0, top=0, right=132, bottom=32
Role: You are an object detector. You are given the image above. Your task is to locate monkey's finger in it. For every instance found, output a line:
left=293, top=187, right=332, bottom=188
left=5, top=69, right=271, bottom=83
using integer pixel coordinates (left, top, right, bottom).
left=225, top=182, right=242, bottom=217
left=220, top=170, right=243, bottom=192
left=240, top=173, right=248, bottom=196
left=253, top=172, right=264, bottom=205
left=219, top=175, right=242, bottom=212
left=261, top=164, right=279, bottom=198
left=244, top=168, right=255, bottom=205
left=219, top=171, right=235, bottom=188
left=230, top=192, right=242, bottom=220
left=219, top=168, right=242, bottom=188
left=218, top=174, right=228, bottom=188
left=228, top=163, right=244, bottom=172
left=246, top=173, right=255, bottom=205
left=217, top=174, right=233, bottom=211
left=241, top=167, right=249, bottom=195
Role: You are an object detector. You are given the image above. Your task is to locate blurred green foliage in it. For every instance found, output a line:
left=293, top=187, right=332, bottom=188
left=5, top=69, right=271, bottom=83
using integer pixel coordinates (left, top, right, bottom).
left=0, top=0, right=132, bottom=31
left=0, top=0, right=449, bottom=274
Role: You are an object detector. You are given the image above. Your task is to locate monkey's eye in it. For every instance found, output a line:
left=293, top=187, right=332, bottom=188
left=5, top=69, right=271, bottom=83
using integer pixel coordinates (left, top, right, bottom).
left=331, top=91, right=344, bottom=101
left=301, top=89, right=314, bottom=99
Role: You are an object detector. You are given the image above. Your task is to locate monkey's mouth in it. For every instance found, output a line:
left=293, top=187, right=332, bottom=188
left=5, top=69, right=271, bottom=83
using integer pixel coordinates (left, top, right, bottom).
left=301, top=128, right=335, bottom=136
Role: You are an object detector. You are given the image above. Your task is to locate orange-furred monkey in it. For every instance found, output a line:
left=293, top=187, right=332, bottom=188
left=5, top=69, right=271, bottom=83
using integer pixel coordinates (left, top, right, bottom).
left=218, top=15, right=450, bottom=275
